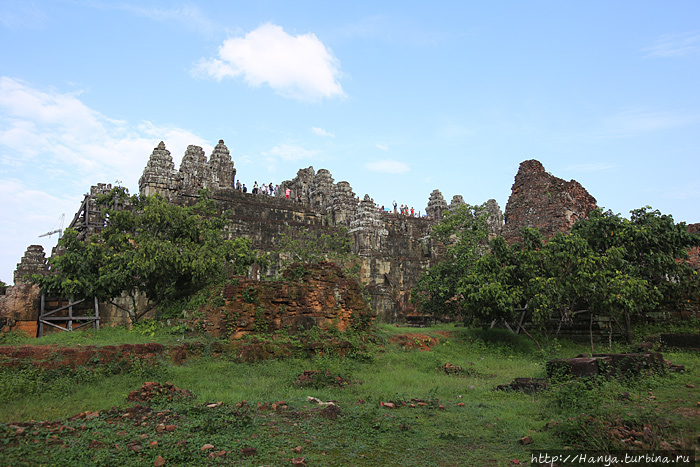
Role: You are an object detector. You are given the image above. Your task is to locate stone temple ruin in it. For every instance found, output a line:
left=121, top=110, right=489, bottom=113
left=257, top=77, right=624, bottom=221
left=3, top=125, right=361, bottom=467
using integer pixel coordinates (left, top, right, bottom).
left=3, top=140, right=696, bottom=337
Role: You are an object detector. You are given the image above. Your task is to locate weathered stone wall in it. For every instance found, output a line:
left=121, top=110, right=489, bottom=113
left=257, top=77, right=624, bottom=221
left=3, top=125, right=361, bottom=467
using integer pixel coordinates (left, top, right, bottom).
left=192, top=263, right=373, bottom=339
left=176, top=189, right=433, bottom=322
left=0, top=283, right=42, bottom=336
left=1, top=245, right=48, bottom=336
left=502, top=159, right=598, bottom=244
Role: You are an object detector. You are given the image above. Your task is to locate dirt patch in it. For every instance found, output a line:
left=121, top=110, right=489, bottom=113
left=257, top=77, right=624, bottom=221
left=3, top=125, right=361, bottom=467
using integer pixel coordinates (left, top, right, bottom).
left=127, top=382, right=193, bottom=404
left=389, top=333, right=440, bottom=351
left=0, top=343, right=164, bottom=370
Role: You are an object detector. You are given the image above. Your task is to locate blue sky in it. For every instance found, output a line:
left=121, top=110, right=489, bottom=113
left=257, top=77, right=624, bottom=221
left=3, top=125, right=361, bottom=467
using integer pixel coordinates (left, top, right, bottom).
left=2, top=1, right=700, bottom=284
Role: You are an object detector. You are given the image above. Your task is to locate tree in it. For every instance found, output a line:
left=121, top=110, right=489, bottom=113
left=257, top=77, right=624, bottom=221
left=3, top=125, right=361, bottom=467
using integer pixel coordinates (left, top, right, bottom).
left=414, top=204, right=700, bottom=349
left=274, top=226, right=359, bottom=275
left=34, top=188, right=260, bottom=322
left=572, top=207, right=700, bottom=343
left=413, top=203, right=491, bottom=319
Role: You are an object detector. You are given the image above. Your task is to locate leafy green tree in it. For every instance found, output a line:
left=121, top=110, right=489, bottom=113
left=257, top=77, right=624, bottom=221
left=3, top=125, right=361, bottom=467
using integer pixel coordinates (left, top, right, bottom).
left=34, top=188, right=259, bottom=322
left=274, top=226, right=361, bottom=279
left=572, top=206, right=700, bottom=342
left=415, top=204, right=700, bottom=349
left=413, top=203, right=491, bottom=318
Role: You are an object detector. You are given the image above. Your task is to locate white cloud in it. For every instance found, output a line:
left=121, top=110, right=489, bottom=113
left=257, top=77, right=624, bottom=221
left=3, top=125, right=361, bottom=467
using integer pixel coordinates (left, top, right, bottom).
left=263, top=143, right=321, bottom=162
left=642, top=32, right=700, bottom=58
left=0, top=77, right=209, bottom=184
left=0, top=77, right=214, bottom=283
left=194, top=23, right=346, bottom=101
left=375, top=143, right=389, bottom=151
left=365, top=159, right=410, bottom=174
left=312, top=127, right=335, bottom=137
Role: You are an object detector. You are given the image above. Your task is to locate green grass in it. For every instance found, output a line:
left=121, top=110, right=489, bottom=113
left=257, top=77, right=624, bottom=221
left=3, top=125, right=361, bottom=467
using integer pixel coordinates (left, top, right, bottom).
left=0, top=325, right=698, bottom=466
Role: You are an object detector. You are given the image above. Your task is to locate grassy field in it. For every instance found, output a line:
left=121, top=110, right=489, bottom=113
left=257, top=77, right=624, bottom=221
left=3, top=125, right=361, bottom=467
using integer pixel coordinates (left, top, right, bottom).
left=0, top=324, right=698, bottom=466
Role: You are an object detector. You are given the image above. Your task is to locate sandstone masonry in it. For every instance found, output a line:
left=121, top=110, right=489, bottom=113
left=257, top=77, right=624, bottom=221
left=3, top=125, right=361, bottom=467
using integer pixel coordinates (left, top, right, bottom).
left=501, top=159, right=598, bottom=244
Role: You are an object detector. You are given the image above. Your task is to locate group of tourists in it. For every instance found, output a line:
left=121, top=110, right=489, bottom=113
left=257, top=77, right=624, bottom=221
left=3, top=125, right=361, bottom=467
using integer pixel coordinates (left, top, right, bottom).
left=393, top=201, right=418, bottom=217
left=235, top=180, right=282, bottom=197
left=234, top=179, right=299, bottom=203
left=232, top=182, right=420, bottom=216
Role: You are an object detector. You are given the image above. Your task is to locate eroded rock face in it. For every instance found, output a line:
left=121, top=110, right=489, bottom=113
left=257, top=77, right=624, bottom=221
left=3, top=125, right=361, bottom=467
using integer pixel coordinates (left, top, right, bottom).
left=0, top=283, right=42, bottom=336
left=0, top=246, right=48, bottom=336
left=192, top=262, right=374, bottom=339
left=502, top=160, right=597, bottom=243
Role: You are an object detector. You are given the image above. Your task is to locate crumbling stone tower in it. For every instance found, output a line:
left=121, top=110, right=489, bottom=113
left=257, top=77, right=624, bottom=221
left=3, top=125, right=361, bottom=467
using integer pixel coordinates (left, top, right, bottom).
left=349, top=195, right=389, bottom=254
left=330, top=181, right=357, bottom=226
left=485, top=198, right=504, bottom=238
left=13, top=245, right=48, bottom=285
left=448, top=195, right=465, bottom=213
left=502, top=159, right=597, bottom=243
left=178, top=145, right=209, bottom=192
left=138, top=142, right=179, bottom=199
left=209, top=140, right=236, bottom=189
left=426, top=189, right=448, bottom=220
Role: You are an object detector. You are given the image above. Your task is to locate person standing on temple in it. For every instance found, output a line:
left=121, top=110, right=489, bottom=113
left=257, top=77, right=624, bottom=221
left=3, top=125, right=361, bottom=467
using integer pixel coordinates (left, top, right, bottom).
left=253, top=181, right=259, bottom=195
left=393, top=200, right=397, bottom=214
left=285, top=187, right=291, bottom=199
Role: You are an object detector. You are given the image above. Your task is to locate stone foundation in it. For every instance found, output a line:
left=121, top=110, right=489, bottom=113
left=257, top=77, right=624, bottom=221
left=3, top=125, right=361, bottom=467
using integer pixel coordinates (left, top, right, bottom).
left=191, top=262, right=374, bottom=339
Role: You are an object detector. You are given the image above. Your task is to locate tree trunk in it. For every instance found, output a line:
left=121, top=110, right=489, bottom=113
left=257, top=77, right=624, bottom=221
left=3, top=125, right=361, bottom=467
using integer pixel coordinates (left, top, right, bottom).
left=589, top=311, right=594, bottom=354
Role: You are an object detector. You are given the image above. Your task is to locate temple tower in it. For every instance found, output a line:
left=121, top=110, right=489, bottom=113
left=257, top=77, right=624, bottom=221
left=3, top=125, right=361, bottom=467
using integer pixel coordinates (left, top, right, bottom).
left=426, top=189, right=448, bottom=220
left=330, top=181, right=357, bottom=226
left=448, top=195, right=465, bottom=213
left=349, top=195, right=388, bottom=255
left=209, top=140, right=235, bottom=189
left=311, top=169, right=335, bottom=213
left=14, top=245, right=48, bottom=285
left=138, top=142, right=178, bottom=199
left=179, top=145, right=209, bottom=192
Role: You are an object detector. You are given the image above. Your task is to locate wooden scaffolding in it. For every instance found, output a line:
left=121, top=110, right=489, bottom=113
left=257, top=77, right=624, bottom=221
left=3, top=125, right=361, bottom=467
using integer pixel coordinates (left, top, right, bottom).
left=38, top=294, right=100, bottom=337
